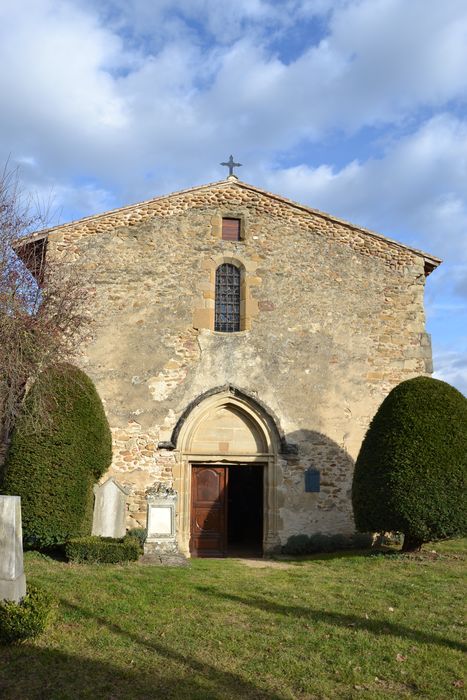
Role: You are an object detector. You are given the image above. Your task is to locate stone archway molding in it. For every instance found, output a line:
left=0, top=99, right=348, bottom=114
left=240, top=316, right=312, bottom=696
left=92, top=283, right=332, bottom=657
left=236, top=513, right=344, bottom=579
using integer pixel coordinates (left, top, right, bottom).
left=164, top=384, right=291, bottom=556
left=158, top=383, right=296, bottom=455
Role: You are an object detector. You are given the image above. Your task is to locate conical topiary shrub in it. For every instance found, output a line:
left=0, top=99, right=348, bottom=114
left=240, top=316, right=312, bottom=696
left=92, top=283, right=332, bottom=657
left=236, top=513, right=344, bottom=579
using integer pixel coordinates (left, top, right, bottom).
left=352, top=376, right=467, bottom=551
left=1, top=364, right=112, bottom=547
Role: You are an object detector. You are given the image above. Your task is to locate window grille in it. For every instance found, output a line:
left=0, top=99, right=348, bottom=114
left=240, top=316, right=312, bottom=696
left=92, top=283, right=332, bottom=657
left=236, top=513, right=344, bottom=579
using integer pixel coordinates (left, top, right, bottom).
left=215, top=263, right=241, bottom=332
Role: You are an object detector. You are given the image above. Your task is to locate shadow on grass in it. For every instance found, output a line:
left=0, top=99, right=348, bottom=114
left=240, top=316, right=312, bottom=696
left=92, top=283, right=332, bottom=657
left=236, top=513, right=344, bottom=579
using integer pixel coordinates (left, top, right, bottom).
left=1, top=644, right=270, bottom=700
left=195, top=587, right=467, bottom=654
left=24, top=545, right=68, bottom=562
left=1, top=598, right=281, bottom=700
left=273, top=547, right=392, bottom=563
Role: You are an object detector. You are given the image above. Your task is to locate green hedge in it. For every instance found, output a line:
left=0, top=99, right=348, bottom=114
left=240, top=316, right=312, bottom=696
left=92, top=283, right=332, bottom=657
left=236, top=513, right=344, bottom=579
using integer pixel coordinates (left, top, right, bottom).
left=1, top=364, right=112, bottom=548
left=0, top=585, right=52, bottom=645
left=126, top=527, right=147, bottom=550
left=352, top=376, right=467, bottom=549
left=65, top=536, right=141, bottom=563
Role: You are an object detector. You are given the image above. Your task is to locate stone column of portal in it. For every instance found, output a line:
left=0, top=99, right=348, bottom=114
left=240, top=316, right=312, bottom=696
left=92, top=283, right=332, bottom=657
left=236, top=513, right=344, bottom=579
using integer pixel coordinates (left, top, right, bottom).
left=0, top=495, right=26, bottom=602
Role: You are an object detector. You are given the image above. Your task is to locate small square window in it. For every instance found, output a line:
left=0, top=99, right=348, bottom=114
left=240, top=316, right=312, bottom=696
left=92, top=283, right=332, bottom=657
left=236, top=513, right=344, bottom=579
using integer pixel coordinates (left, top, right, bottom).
left=222, top=218, right=241, bottom=241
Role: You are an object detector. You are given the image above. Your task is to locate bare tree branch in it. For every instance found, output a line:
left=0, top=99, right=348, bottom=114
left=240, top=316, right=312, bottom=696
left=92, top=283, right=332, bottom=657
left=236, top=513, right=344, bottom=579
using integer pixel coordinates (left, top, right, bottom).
left=0, top=163, right=91, bottom=462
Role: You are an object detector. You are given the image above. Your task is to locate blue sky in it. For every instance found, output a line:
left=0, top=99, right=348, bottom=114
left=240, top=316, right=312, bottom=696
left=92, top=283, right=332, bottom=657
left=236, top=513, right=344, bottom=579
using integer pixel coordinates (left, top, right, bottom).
left=1, top=0, right=466, bottom=394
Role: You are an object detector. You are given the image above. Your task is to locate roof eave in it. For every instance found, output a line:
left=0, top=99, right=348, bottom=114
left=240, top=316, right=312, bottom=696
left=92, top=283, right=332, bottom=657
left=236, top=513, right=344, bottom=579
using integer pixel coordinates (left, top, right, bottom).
left=13, top=178, right=442, bottom=271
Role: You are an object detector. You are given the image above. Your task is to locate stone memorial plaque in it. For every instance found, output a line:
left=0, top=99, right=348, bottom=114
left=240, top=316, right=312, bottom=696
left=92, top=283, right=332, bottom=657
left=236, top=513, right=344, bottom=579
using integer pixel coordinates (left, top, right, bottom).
left=148, top=505, right=173, bottom=536
left=144, top=483, right=181, bottom=557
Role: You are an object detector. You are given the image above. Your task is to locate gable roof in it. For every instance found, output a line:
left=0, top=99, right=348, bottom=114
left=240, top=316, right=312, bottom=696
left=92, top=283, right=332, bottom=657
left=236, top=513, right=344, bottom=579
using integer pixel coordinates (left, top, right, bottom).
left=15, top=177, right=441, bottom=277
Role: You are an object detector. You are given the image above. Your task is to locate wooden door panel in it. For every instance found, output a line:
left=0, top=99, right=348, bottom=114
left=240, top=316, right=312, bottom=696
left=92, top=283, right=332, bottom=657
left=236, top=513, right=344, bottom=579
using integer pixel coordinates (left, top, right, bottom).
left=193, top=507, right=224, bottom=532
left=191, top=466, right=227, bottom=557
left=195, top=468, right=223, bottom=504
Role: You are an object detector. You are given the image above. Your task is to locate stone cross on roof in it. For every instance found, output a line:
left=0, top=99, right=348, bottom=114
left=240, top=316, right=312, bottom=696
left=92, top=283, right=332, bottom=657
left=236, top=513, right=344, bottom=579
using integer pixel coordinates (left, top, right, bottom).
left=220, top=155, right=242, bottom=178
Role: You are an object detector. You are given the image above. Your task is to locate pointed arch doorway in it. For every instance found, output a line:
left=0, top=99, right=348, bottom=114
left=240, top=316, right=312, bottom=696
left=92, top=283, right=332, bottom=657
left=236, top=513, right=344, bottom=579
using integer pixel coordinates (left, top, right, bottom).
left=171, top=387, right=282, bottom=557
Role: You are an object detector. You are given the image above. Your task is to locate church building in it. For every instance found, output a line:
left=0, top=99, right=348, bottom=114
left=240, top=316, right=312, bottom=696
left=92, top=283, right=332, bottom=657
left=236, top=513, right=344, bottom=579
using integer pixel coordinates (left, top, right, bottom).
left=19, top=170, right=441, bottom=557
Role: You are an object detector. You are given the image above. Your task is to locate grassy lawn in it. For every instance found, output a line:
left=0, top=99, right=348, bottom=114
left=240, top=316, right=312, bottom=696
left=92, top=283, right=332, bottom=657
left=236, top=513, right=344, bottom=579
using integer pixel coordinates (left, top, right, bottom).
left=0, top=541, right=465, bottom=700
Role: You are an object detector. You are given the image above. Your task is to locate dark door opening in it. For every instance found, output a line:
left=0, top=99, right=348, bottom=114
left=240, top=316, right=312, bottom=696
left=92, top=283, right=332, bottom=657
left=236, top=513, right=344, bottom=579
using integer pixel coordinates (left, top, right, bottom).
left=190, top=464, right=263, bottom=557
left=227, top=465, right=263, bottom=556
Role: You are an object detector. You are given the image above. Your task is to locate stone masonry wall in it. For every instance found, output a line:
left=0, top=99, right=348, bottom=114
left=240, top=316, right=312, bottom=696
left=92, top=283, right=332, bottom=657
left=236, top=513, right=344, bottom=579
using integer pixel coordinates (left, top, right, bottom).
left=45, top=179, right=436, bottom=544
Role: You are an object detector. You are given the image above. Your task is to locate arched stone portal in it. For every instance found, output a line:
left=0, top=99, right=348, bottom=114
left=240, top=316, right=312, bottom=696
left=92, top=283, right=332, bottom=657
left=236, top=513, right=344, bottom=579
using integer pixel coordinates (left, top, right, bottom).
left=171, top=387, right=282, bottom=556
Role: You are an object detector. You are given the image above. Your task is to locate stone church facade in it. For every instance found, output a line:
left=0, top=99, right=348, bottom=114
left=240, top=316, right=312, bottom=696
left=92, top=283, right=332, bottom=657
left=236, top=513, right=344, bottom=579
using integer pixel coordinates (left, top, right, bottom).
left=21, top=177, right=440, bottom=556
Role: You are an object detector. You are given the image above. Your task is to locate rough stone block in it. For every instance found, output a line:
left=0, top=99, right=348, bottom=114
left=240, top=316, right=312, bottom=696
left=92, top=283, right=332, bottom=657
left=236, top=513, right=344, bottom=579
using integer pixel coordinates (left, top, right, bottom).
left=192, top=307, right=212, bottom=329
left=0, top=495, right=26, bottom=602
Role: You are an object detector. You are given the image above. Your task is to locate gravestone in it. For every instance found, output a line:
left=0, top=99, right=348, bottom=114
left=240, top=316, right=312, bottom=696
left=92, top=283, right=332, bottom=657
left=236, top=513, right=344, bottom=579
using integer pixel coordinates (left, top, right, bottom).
left=143, top=483, right=187, bottom=565
left=92, top=478, right=130, bottom=538
left=0, top=495, right=26, bottom=602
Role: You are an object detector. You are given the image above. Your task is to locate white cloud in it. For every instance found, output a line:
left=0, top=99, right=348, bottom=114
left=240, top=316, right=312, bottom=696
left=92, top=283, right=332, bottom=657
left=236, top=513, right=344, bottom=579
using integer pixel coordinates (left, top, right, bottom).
left=0, top=0, right=133, bottom=181
left=1, top=0, right=467, bottom=204
left=434, top=348, right=467, bottom=397
left=78, top=0, right=291, bottom=45
left=324, top=0, right=467, bottom=127
left=263, top=115, right=467, bottom=268
left=84, top=0, right=467, bottom=136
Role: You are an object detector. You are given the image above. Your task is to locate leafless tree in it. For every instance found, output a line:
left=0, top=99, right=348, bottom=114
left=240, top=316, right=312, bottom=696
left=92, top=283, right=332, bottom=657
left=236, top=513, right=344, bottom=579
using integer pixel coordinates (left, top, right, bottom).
left=0, top=163, right=90, bottom=462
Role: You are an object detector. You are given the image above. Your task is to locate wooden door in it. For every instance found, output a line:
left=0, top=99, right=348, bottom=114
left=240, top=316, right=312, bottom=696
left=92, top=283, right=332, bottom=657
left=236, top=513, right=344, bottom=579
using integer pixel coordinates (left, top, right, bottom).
left=190, top=466, right=227, bottom=557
